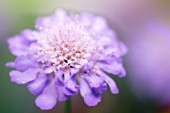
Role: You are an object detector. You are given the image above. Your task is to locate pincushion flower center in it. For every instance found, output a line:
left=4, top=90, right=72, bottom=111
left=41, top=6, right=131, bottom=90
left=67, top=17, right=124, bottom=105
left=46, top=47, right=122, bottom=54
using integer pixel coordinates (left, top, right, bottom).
left=30, top=23, right=97, bottom=70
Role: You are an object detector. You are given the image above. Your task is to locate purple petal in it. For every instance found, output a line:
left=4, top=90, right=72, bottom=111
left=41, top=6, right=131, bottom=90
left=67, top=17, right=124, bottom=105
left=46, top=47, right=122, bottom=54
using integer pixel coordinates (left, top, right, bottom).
left=6, top=62, right=15, bottom=68
left=63, top=71, right=79, bottom=95
left=35, top=17, right=51, bottom=30
left=84, top=74, right=107, bottom=95
left=35, top=80, right=57, bottom=110
left=56, top=72, right=78, bottom=101
left=98, top=61, right=126, bottom=77
left=44, top=67, right=53, bottom=73
left=7, top=35, right=30, bottom=56
left=79, top=13, right=94, bottom=27
left=102, top=41, right=127, bottom=58
left=97, top=70, right=119, bottom=94
left=70, top=68, right=79, bottom=76
left=27, top=73, right=48, bottom=95
left=84, top=74, right=104, bottom=88
left=97, top=36, right=113, bottom=48
left=53, top=9, right=67, bottom=21
left=15, top=56, right=39, bottom=71
left=65, top=78, right=79, bottom=96
left=119, top=41, right=128, bottom=56
left=56, top=80, right=68, bottom=102
left=35, top=9, right=66, bottom=30
left=21, top=29, right=37, bottom=41
left=55, top=70, right=64, bottom=83
left=79, top=77, right=101, bottom=106
left=92, top=82, right=107, bottom=95
left=9, top=69, right=40, bottom=84
left=91, top=16, right=108, bottom=34
left=102, top=45, right=122, bottom=58
left=55, top=71, right=68, bottom=101
left=83, top=94, right=101, bottom=107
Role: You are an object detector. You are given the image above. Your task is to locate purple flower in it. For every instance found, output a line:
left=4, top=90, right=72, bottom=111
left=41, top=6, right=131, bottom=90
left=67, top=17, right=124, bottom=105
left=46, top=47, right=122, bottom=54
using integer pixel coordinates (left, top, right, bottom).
left=6, top=9, right=127, bottom=110
left=127, top=21, right=170, bottom=105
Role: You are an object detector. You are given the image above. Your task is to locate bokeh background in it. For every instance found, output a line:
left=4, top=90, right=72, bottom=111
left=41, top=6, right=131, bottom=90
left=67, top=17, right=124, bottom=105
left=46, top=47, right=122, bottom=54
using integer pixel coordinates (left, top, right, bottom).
left=0, top=0, right=170, bottom=113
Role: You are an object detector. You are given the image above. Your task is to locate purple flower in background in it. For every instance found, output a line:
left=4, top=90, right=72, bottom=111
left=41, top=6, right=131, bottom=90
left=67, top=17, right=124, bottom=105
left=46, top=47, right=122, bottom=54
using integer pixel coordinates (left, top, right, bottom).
left=6, top=9, right=127, bottom=110
left=127, top=21, right=170, bottom=105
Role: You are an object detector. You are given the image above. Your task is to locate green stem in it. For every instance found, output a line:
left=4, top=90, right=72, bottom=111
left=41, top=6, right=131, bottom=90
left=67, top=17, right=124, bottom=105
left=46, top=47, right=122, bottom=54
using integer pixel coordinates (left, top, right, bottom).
left=64, top=97, right=71, bottom=113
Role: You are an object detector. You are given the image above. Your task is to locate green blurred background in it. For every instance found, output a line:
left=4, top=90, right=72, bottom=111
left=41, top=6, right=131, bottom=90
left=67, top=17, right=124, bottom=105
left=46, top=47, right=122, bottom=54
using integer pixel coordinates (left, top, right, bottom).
left=0, top=0, right=170, bottom=113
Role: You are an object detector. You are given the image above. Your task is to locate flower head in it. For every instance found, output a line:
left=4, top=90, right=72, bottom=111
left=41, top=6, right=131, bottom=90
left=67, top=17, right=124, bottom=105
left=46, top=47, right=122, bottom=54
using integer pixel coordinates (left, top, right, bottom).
left=6, top=9, right=127, bottom=110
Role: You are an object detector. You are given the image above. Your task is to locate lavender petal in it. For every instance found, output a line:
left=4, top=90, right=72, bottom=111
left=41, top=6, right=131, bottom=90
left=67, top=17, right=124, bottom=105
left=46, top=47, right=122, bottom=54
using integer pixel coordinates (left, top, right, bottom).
left=27, top=73, right=48, bottom=95
left=15, top=56, right=38, bottom=72
left=79, top=77, right=101, bottom=106
left=9, top=69, right=40, bottom=84
left=35, top=80, right=57, bottom=110
left=97, top=70, right=119, bottom=94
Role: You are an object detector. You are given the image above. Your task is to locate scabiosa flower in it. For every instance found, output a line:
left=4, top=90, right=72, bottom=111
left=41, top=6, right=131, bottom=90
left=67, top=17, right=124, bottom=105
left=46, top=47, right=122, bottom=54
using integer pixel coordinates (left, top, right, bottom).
left=6, top=9, right=127, bottom=110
